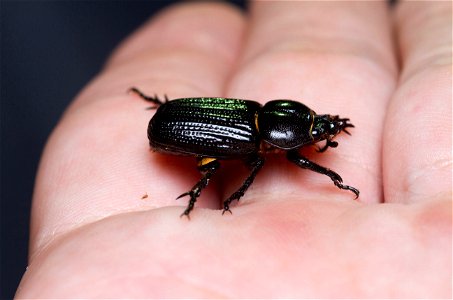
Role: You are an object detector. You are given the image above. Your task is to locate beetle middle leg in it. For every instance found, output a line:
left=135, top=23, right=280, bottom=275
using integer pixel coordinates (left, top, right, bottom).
left=286, top=150, right=359, bottom=198
left=222, top=155, right=265, bottom=214
left=176, top=158, right=220, bottom=218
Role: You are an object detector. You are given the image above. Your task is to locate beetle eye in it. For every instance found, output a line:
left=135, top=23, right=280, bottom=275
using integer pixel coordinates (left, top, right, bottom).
left=329, top=123, right=338, bottom=134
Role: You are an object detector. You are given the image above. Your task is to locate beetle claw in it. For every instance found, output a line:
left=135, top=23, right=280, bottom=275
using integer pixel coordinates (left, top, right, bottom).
left=176, top=192, right=190, bottom=200
left=345, top=185, right=360, bottom=199
left=180, top=210, right=191, bottom=220
left=222, top=207, right=233, bottom=215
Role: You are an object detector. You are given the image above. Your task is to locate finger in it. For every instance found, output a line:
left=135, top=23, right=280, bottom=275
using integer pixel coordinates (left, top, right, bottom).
left=383, top=2, right=452, bottom=204
left=69, top=3, right=245, bottom=109
left=226, top=2, right=397, bottom=203
left=30, top=2, right=245, bottom=255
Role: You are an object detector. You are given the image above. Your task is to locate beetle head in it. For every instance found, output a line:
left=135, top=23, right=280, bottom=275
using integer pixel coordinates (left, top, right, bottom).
left=311, top=115, right=354, bottom=142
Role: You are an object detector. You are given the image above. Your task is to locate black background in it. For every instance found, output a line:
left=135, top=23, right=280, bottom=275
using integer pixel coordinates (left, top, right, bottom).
left=1, top=1, right=245, bottom=298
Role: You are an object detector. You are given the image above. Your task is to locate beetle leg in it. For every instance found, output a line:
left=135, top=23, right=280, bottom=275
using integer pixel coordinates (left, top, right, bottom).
left=316, top=139, right=338, bottom=153
left=222, top=155, right=265, bottom=215
left=286, top=150, right=359, bottom=198
left=176, top=159, right=220, bottom=219
left=128, top=87, right=166, bottom=108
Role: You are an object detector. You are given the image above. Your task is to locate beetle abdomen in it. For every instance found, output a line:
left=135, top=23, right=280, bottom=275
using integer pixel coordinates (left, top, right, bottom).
left=148, top=98, right=261, bottom=158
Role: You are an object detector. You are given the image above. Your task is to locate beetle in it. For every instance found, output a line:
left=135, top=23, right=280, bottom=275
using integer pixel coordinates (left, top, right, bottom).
left=129, top=87, right=359, bottom=218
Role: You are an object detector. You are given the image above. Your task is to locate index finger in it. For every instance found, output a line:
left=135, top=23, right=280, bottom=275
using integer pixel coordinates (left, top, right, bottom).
left=30, top=2, right=245, bottom=255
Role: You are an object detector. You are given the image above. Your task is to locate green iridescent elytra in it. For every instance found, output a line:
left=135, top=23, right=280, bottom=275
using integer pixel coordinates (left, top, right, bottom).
left=148, top=97, right=262, bottom=158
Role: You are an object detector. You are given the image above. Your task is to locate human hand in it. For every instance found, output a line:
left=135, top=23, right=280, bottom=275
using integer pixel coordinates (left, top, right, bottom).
left=16, top=2, right=451, bottom=298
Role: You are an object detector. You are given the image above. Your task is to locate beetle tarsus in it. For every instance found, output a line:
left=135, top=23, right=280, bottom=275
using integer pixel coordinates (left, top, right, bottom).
left=176, top=159, right=220, bottom=218
left=336, top=183, right=360, bottom=199
left=222, top=207, right=233, bottom=215
left=331, top=177, right=360, bottom=198
left=180, top=207, right=192, bottom=220
left=287, top=150, right=360, bottom=198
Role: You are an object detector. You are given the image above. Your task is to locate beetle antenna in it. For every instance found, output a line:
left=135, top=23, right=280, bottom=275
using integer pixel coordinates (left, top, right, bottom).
left=339, top=118, right=354, bottom=135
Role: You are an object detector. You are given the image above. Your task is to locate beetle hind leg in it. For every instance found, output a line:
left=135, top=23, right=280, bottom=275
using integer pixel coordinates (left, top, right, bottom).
left=177, top=158, right=220, bottom=218
left=128, top=87, right=168, bottom=108
left=222, top=155, right=265, bottom=215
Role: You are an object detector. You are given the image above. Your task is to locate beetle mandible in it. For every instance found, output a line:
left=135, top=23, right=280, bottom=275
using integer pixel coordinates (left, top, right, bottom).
left=129, top=87, right=359, bottom=218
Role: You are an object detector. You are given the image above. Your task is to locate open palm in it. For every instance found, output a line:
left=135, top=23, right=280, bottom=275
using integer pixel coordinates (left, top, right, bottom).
left=16, top=2, right=451, bottom=298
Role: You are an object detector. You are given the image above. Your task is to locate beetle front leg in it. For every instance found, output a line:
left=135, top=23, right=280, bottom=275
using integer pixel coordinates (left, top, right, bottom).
left=287, top=150, right=359, bottom=198
left=176, top=159, right=220, bottom=218
left=316, top=139, right=338, bottom=153
left=222, top=155, right=265, bottom=214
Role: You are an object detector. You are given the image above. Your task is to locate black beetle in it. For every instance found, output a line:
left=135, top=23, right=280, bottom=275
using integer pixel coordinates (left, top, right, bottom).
left=130, top=87, right=359, bottom=217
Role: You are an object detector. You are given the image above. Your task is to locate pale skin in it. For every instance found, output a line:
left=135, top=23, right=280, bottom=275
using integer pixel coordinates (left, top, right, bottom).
left=16, top=2, right=451, bottom=298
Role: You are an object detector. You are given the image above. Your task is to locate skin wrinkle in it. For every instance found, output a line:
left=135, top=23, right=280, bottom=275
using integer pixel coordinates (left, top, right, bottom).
left=244, top=2, right=393, bottom=55
left=405, top=159, right=452, bottom=201
left=396, top=2, right=452, bottom=80
left=240, top=36, right=396, bottom=80
left=400, top=48, right=452, bottom=83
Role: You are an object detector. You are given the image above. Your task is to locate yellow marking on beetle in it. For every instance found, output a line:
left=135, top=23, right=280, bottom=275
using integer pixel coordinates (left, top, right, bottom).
left=254, top=111, right=260, bottom=133
left=198, top=157, right=217, bottom=167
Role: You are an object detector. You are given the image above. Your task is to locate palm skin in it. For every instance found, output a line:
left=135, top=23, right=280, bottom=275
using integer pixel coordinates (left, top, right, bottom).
left=16, top=2, right=451, bottom=298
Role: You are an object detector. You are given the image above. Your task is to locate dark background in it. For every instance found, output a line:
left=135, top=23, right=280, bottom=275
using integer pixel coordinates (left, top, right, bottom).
left=1, top=1, right=245, bottom=298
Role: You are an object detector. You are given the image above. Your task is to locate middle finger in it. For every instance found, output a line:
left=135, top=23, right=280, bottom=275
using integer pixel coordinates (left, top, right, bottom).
left=227, top=1, right=397, bottom=203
